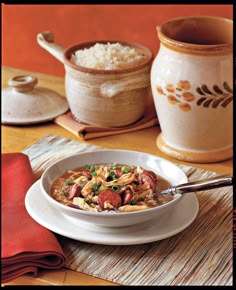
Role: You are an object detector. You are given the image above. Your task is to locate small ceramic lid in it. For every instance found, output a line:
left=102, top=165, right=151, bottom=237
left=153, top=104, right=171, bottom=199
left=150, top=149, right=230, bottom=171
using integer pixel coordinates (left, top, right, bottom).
left=2, top=75, right=69, bottom=124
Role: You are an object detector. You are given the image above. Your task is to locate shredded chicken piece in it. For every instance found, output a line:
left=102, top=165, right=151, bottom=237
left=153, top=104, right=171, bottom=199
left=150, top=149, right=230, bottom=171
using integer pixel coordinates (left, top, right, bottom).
left=118, top=204, right=150, bottom=212
left=81, top=176, right=103, bottom=197
left=103, top=201, right=114, bottom=209
left=96, top=166, right=110, bottom=179
left=73, top=197, right=98, bottom=212
left=102, top=172, right=135, bottom=186
left=74, top=175, right=89, bottom=187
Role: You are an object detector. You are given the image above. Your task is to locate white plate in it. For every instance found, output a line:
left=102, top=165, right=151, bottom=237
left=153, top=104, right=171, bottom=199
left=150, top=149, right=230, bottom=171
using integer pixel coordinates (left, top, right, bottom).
left=25, top=180, right=199, bottom=245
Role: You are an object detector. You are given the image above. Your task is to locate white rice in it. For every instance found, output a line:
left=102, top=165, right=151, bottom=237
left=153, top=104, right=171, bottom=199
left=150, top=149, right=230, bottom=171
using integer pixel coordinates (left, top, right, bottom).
left=73, top=42, right=147, bottom=70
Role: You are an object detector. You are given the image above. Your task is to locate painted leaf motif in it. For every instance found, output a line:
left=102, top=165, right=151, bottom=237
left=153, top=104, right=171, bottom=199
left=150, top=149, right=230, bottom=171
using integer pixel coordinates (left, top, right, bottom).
left=196, top=87, right=205, bottom=95
left=197, top=97, right=207, bottom=105
left=201, top=84, right=213, bottom=95
left=167, top=95, right=178, bottom=104
left=221, top=96, right=233, bottom=107
left=223, top=82, right=233, bottom=94
left=203, top=99, right=214, bottom=107
left=212, top=98, right=225, bottom=108
left=165, top=81, right=232, bottom=111
left=213, top=85, right=223, bottom=95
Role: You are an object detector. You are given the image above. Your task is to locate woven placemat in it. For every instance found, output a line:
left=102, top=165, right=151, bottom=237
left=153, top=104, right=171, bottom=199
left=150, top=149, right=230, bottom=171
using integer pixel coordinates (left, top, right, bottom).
left=22, top=135, right=233, bottom=286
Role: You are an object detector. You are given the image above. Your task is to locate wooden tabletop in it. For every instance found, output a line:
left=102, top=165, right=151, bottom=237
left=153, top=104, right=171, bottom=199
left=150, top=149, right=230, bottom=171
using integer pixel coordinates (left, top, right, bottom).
left=2, top=66, right=233, bottom=286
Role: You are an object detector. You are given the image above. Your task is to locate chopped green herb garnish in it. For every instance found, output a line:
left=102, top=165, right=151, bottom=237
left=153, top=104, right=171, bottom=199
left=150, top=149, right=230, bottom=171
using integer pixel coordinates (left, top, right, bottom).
left=84, top=164, right=90, bottom=169
left=85, top=198, right=92, bottom=204
left=121, top=166, right=132, bottom=173
left=92, top=171, right=97, bottom=176
left=111, top=185, right=120, bottom=192
left=65, top=179, right=72, bottom=185
left=62, top=191, right=68, bottom=196
left=130, top=200, right=137, bottom=205
left=90, top=165, right=95, bottom=172
left=109, top=171, right=117, bottom=180
left=92, top=184, right=99, bottom=192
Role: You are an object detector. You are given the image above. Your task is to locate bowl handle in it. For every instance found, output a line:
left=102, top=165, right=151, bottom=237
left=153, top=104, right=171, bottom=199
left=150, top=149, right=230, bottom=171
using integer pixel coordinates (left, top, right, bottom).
left=37, top=31, right=65, bottom=64
left=100, top=73, right=150, bottom=98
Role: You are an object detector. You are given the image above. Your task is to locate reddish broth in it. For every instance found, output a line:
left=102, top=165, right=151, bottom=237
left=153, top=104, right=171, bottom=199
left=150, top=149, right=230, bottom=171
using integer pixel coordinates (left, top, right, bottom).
left=50, top=163, right=173, bottom=212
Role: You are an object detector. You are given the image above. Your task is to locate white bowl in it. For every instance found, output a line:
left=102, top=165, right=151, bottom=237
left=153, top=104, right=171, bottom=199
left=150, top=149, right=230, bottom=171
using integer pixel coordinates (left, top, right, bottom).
left=40, top=150, right=187, bottom=228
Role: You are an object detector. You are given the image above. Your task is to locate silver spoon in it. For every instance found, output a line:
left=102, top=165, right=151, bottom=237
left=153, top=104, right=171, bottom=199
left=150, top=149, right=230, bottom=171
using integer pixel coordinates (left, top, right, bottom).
left=156, top=175, right=233, bottom=196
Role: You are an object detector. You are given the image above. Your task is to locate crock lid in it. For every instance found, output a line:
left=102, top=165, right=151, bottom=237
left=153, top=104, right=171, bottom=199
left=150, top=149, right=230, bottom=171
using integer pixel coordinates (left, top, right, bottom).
left=2, top=75, right=69, bottom=124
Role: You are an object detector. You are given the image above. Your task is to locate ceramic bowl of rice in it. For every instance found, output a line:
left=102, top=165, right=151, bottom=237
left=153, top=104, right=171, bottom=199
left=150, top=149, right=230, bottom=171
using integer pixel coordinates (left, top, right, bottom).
left=37, top=32, right=154, bottom=126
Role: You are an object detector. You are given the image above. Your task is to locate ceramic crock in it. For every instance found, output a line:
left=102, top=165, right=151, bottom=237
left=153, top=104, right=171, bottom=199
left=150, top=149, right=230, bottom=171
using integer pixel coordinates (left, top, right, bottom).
left=151, top=16, right=233, bottom=163
left=2, top=75, right=69, bottom=124
left=37, top=32, right=153, bottom=127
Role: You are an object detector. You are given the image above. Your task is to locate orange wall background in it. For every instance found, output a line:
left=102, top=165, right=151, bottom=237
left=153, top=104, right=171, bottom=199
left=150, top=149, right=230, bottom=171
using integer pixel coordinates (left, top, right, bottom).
left=2, top=4, right=233, bottom=77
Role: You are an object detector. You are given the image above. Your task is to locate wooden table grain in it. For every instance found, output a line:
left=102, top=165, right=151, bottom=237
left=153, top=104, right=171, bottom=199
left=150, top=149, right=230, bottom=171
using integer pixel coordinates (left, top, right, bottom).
left=1, top=66, right=233, bottom=286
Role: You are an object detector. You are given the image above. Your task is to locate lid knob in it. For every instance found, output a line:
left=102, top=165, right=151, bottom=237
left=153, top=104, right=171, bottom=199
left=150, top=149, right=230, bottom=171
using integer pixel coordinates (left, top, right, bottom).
left=8, top=75, right=38, bottom=93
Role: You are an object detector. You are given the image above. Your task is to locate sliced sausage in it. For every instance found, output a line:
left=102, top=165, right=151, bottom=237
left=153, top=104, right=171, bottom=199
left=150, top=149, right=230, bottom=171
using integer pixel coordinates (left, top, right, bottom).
left=139, top=170, right=157, bottom=191
left=97, top=189, right=122, bottom=210
left=114, top=168, right=123, bottom=178
left=145, top=170, right=157, bottom=182
left=123, top=189, right=133, bottom=205
left=82, top=169, right=92, bottom=179
left=67, top=184, right=82, bottom=200
left=65, top=202, right=80, bottom=209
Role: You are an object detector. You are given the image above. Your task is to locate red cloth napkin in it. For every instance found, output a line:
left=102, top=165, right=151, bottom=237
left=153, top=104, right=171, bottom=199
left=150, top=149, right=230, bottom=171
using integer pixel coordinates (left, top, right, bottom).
left=1, top=153, right=65, bottom=284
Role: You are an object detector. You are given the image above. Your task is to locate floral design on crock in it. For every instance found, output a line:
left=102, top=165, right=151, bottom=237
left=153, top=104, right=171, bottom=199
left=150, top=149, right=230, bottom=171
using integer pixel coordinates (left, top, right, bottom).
left=156, top=80, right=233, bottom=112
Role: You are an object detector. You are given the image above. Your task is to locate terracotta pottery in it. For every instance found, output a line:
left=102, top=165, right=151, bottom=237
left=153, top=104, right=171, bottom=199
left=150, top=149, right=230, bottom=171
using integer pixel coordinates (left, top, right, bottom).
left=151, top=16, right=233, bottom=163
left=37, top=32, right=153, bottom=127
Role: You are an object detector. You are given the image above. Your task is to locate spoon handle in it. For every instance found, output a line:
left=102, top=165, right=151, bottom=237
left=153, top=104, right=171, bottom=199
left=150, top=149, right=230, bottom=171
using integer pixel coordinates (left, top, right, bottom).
left=159, top=175, right=233, bottom=196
